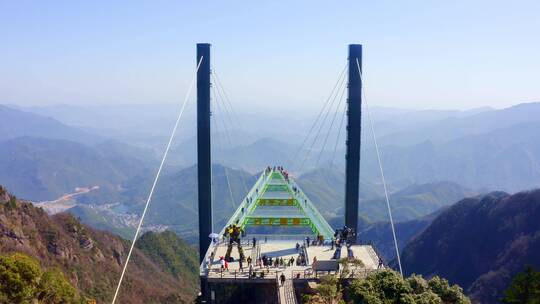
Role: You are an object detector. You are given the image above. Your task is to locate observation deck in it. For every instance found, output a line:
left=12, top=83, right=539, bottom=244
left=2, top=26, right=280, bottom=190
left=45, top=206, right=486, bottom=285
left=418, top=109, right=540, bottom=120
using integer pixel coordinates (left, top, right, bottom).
left=199, top=167, right=383, bottom=304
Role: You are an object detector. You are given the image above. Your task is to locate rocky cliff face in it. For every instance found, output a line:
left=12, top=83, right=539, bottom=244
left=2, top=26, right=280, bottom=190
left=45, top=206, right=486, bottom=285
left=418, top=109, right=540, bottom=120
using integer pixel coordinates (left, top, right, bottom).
left=0, top=186, right=198, bottom=303
left=400, top=190, right=540, bottom=303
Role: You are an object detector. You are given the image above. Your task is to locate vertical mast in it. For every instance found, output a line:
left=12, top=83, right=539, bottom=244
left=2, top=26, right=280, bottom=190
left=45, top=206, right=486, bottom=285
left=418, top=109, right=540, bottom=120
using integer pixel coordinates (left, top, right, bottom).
left=345, top=44, right=362, bottom=241
left=197, top=43, right=212, bottom=262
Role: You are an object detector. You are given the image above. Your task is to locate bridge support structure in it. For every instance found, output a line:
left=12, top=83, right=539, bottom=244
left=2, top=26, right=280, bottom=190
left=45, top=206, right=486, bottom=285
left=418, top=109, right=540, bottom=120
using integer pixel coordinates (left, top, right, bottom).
left=344, top=44, right=362, bottom=241
left=197, top=43, right=212, bottom=263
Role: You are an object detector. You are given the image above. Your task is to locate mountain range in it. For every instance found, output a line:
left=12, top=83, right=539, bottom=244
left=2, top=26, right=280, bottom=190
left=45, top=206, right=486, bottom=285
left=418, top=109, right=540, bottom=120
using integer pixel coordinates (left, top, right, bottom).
left=2, top=101, right=540, bottom=303
left=0, top=137, right=152, bottom=201
left=67, top=164, right=473, bottom=245
left=400, top=189, right=540, bottom=303
left=0, top=105, right=100, bottom=144
left=4, top=102, right=540, bottom=195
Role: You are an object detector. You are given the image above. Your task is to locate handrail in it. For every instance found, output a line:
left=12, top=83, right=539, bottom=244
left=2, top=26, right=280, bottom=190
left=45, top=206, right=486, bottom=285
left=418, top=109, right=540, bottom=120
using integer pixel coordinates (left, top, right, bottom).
left=289, top=179, right=334, bottom=239
left=200, top=170, right=272, bottom=274
left=302, top=241, right=310, bottom=267
left=276, top=271, right=283, bottom=304
left=234, top=170, right=273, bottom=228
left=245, top=234, right=312, bottom=241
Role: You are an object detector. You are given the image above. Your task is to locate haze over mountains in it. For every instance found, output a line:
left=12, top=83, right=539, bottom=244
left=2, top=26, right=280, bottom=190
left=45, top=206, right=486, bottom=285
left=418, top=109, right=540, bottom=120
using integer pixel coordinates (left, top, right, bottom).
left=2, top=101, right=540, bottom=302
left=6, top=101, right=540, bottom=190
left=0, top=101, right=538, bottom=245
left=2, top=102, right=540, bottom=224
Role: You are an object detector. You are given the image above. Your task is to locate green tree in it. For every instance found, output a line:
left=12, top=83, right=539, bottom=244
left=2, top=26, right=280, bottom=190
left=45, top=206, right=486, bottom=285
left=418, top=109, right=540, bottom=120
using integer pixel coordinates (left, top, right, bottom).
left=348, top=270, right=411, bottom=304
left=347, top=270, right=470, bottom=304
left=0, top=253, right=42, bottom=303
left=503, top=266, right=540, bottom=304
left=37, top=268, right=80, bottom=304
left=0, top=253, right=80, bottom=304
left=428, top=276, right=469, bottom=304
left=315, top=276, right=343, bottom=304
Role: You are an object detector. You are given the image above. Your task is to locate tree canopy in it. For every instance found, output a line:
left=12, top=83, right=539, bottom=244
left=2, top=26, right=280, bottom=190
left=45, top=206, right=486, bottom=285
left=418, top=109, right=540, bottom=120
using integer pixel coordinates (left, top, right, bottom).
left=0, top=253, right=80, bottom=304
left=503, top=266, right=540, bottom=304
left=304, top=270, right=470, bottom=304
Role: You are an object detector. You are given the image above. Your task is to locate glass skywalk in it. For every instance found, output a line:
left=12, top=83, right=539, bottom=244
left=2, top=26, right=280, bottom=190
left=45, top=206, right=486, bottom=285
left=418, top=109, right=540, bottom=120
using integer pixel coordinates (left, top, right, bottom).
left=223, top=167, right=334, bottom=239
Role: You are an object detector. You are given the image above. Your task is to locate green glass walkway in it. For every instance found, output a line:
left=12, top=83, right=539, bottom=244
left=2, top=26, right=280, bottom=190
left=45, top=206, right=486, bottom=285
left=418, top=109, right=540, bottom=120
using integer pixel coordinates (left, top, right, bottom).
left=223, top=168, right=334, bottom=239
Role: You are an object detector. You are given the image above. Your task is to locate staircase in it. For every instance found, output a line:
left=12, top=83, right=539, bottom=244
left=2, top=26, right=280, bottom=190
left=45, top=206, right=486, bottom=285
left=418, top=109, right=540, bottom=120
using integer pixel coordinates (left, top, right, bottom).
left=277, top=276, right=297, bottom=304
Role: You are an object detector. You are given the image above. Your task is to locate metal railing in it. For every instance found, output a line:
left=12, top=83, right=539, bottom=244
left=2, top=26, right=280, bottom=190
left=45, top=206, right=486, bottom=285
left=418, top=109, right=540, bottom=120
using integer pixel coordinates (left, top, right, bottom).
left=200, top=171, right=272, bottom=275
left=207, top=266, right=282, bottom=280
left=289, top=179, right=334, bottom=239
left=290, top=267, right=380, bottom=280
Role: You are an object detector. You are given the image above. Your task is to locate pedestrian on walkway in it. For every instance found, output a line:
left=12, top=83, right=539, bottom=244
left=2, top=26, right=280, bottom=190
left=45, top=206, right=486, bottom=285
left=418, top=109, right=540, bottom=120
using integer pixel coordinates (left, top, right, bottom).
left=247, top=256, right=252, bottom=267
left=239, top=259, right=244, bottom=272
left=280, top=273, right=286, bottom=286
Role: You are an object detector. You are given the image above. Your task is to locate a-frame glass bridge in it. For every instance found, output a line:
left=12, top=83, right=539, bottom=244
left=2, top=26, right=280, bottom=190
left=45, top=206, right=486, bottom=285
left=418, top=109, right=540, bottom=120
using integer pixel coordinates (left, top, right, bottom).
left=224, top=167, right=334, bottom=240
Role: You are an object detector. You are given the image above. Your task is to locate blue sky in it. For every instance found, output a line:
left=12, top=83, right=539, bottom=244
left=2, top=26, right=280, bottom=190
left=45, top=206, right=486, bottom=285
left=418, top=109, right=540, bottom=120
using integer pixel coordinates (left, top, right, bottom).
left=1, top=0, right=539, bottom=111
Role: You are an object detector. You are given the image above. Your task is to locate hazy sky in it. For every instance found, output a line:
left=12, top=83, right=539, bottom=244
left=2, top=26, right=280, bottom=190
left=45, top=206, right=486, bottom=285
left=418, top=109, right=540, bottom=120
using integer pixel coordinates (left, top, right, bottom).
left=1, top=1, right=539, bottom=111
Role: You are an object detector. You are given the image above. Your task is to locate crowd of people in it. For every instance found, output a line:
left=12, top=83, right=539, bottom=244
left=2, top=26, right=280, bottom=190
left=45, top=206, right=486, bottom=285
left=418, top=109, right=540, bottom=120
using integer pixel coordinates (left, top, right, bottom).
left=266, top=165, right=290, bottom=182
left=212, top=237, right=310, bottom=277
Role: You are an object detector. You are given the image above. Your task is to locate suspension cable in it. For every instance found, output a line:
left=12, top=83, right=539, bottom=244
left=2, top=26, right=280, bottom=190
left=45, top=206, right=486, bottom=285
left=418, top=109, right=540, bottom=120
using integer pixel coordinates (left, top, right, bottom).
left=210, top=70, right=249, bottom=195
left=111, top=56, right=204, bottom=304
left=212, top=68, right=243, bottom=130
left=291, top=63, right=347, bottom=170
left=328, top=98, right=347, bottom=169
left=356, top=58, right=403, bottom=276
left=212, top=85, right=238, bottom=210
left=298, top=66, right=347, bottom=173
left=315, top=77, right=347, bottom=167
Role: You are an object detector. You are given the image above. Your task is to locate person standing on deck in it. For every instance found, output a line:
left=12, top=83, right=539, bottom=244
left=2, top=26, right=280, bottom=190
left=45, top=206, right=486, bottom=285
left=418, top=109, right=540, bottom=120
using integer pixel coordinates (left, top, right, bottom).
left=220, top=257, right=225, bottom=271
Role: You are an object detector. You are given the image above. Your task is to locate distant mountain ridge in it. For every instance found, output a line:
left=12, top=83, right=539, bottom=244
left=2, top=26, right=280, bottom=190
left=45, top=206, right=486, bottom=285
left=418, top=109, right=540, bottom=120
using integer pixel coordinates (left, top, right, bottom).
left=9, top=102, right=540, bottom=193
left=363, top=119, right=540, bottom=192
left=400, top=189, right=540, bottom=303
left=379, top=102, right=540, bottom=146
left=0, top=105, right=101, bottom=144
left=0, top=137, right=151, bottom=201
